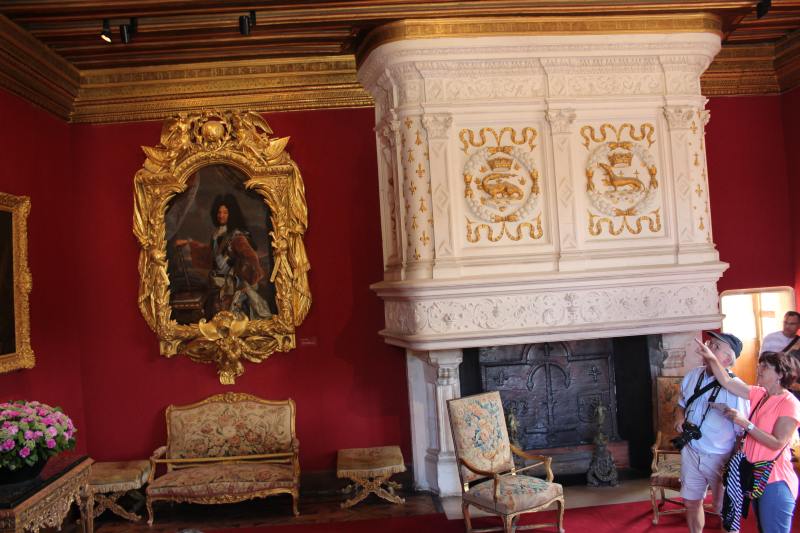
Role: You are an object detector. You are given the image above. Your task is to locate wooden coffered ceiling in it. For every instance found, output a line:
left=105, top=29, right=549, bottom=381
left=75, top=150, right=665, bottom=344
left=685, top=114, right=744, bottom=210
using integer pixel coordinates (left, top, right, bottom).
left=1, top=1, right=799, bottom=123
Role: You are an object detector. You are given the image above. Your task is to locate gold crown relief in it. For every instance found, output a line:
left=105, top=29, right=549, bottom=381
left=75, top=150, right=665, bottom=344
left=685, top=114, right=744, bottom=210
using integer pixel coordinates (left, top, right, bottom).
left=487, top=156, right=514, bottom=171
left=607, top=150, right=633, bottom=167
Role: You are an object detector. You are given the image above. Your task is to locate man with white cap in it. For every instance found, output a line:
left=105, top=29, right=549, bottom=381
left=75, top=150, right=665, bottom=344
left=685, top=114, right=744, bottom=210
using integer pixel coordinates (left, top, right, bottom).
left=675, top=331, right=749, bottom=533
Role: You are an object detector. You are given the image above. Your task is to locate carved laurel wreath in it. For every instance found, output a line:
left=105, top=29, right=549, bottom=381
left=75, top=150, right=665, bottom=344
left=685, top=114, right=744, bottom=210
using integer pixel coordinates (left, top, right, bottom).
left=133, top=110, right=311, bottom=384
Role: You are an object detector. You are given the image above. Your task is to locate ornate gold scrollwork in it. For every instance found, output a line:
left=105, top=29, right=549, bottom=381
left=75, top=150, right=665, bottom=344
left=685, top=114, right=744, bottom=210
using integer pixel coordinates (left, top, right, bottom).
left=133, top=110, right=311, bottom=384
left=0, top=192, right=34, bottom=374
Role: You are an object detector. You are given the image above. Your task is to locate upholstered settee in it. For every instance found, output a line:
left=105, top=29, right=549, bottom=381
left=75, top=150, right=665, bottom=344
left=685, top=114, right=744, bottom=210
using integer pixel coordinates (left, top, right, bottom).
left=145, top=392, right=300, bottom=525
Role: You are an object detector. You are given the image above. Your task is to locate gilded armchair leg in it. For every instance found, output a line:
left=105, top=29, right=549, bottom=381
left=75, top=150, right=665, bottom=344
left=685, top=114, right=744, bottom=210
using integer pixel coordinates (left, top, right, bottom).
left=146, top=497, right=154, bottom=526
left=462, top=501, right=473, bottom=533
left=650, top=487, right=660, bottom=525
left=502, top=514, right=514, bottom=533
left=557, top=497, right=565, bottom=533
left=292, top=491, right=300, bottom=517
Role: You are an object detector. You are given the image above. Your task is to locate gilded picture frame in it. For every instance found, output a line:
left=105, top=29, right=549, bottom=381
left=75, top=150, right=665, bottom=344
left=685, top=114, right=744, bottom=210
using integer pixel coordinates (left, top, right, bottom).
left=133, top=111, right=311, bottom=384
left=0, top=192, right=34, bottom=373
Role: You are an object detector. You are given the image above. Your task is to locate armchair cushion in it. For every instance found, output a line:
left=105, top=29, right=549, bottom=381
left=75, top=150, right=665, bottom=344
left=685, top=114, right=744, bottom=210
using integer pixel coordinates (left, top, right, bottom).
left=148, top=463, right=295, bottom=500
left=464, top=475, right=563, bottom=514
left=650, top=455, right=681, bottom=490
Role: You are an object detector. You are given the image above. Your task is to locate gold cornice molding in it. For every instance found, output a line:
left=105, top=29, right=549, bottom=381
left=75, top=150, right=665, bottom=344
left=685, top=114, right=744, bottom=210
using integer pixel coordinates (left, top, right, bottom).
left=701, top=44, right=780, bottom=96
left=0, top=15, right=79, bottom=120
left=776, top=30, right=800, bottom=94
left=357, top=13, right=723, bottom=65
left=72, top=56, right=373, bottom=124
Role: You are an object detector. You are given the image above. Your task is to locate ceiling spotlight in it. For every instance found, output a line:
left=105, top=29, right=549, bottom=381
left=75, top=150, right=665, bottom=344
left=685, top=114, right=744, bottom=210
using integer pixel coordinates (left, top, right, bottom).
left=100, top=19, right=112, bottom=43
left=756, top=0, right=771, bottom=19
left=119, top=17, right=137, bottom=44
left=239, top=15, right=251, bottom=36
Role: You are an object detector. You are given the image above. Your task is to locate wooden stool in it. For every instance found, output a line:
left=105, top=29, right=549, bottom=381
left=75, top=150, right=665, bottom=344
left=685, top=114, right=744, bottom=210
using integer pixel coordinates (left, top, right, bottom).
left=336, top=445, right=405, bottom=509
left=88, top=460, right=151, bottom=522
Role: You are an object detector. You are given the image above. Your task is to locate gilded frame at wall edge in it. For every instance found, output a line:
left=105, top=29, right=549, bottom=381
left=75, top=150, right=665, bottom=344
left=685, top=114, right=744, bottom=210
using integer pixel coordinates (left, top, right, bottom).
left=0, top=192, right=34, bottom=374
left=133, top=110, right=311, bottom=384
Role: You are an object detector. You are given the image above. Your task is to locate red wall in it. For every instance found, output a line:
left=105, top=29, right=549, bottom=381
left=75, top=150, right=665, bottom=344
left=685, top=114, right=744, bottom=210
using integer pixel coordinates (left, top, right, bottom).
left=1, top=88, right=796, bottom=472
left=0, top=90, right=87, bottom=453
left=780, top=87, right=800, bottom=297
left=706, top=95, right=794, bottom=293
left=1, top=95, right=409, bottom=470
left=67, top=109, right=410, bottom=469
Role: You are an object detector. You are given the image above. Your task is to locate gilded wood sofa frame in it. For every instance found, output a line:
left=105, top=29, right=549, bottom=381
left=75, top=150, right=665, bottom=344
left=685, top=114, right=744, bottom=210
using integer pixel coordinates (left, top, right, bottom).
left=145, top=393, right=300, bottom=524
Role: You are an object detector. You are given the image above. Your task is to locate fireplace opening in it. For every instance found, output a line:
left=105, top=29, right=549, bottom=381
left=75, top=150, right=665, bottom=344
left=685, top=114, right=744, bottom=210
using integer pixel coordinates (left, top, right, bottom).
left=459, top=335, right=658, bottom=478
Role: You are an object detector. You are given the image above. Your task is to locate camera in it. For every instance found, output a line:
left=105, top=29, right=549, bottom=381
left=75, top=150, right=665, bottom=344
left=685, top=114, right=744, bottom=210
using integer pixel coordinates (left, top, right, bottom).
left=670, top=421, right=702, bottom=450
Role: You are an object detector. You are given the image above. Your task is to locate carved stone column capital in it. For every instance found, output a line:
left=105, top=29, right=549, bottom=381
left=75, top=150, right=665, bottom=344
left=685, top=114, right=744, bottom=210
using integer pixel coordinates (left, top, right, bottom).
left=422, top=114, right=453, bottom=140
left=698, top=109, right=711, bottom=127
left=546, top=108, right=576, bottom=134
left=663, top=105, right=695, bottom=130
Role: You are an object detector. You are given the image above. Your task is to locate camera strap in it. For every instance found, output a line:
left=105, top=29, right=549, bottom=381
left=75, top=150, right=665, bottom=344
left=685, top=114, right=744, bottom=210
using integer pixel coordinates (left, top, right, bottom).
left=686, top=369, right=736, bottom=429
left=781, top=335, right=799, bottom=352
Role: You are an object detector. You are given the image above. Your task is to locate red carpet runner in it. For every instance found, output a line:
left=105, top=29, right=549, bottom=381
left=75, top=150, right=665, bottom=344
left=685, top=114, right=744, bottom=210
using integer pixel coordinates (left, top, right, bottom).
left=209, top=498, right=800, bottom=532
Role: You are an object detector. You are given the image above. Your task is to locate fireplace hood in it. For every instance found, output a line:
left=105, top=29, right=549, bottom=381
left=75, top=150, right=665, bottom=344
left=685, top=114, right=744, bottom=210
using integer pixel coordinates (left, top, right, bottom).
left=359, top=15, right=728, bottom=351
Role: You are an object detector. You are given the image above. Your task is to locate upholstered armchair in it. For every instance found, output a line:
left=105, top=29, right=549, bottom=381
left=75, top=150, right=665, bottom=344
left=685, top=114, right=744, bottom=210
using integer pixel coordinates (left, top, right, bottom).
left=650, top=376, right=685, bottom=525
left=447, top=391, right=565, bottom=533
left=650, top=430, right=683, bottom=524
left=145, top=392, right=300, bottom=525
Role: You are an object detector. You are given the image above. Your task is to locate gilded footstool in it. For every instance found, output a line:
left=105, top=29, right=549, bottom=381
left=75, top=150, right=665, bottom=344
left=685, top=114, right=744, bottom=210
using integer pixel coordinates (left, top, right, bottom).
left=89, top=460, right=151, bottom=522
left=336, top=445, right=405, bottom=508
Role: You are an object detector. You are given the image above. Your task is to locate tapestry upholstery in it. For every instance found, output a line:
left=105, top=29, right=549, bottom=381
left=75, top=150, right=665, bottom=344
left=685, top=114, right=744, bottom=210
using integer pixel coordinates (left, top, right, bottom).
left=167, top=400, right=294, bottom=458
left=146, top=393, right=299, bottom=525
left=447, top=391, right=565, bottom=533
left=148, top=462, right=296, bottom=499
left=447, top=391, right=514, bottom=483
left=464, top=475, right=563, bottom=514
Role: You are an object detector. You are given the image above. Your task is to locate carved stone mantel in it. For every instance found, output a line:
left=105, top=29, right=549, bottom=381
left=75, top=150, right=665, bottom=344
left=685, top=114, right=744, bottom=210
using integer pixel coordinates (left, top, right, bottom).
left=358, top=15, right=727, bottom=494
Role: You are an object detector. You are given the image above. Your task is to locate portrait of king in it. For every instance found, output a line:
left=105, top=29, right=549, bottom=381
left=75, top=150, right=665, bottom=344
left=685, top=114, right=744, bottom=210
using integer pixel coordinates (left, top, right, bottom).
left=165, top=164, right=276, bottom=325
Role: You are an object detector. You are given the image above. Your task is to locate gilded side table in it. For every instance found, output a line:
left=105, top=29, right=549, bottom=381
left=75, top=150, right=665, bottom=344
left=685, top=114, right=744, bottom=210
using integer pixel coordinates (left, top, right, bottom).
left=336, top=446, right=405, bottom=509
left=0, top=454, right=93, bottom=533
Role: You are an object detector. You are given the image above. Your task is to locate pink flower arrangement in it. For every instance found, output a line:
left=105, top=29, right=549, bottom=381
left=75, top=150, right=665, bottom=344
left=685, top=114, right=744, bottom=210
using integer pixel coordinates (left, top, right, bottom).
left=0, top=400, right=76, bottom=471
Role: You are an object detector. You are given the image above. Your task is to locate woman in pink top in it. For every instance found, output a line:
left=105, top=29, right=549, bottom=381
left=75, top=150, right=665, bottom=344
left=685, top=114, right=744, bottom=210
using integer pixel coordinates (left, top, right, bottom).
left=699, top=342, right=800, bottom=533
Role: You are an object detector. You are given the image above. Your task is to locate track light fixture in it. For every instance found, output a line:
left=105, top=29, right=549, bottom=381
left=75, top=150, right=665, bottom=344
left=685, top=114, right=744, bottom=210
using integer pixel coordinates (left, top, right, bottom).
left=239, top=10, right=256, bottom=36
left=100, top=18, right=112, bottom=43
left=756, top=0, right=771, bottom=19
left=119, top=17, right=137, bottom=44
left=239, top=15, right=251, bottom=36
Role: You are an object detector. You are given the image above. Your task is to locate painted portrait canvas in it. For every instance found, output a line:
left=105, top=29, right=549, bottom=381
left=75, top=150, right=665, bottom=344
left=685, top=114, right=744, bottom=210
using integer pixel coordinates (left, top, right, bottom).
left=165, top=164, right=276, bottom=325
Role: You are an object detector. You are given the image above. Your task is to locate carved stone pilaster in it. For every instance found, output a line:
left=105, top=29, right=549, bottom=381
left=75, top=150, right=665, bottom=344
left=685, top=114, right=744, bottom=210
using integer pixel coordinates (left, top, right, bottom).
left=397, top=114, right=434, bottom=279
left=547, top=108, right=578, bottom=251
left=405, top=349, right=462, bottom=495
left=663, top=104, right=713, bottom=248
left=423, top=114, right=457, bottom=277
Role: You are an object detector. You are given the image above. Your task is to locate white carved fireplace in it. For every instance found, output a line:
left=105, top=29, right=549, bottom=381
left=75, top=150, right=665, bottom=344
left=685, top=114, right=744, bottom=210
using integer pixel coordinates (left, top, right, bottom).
left=357, top=14, right=727, bottom=495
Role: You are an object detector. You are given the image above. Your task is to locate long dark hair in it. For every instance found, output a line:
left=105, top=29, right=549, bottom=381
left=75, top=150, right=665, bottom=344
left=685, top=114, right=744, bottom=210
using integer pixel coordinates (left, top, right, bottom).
left=209, top=194, right=257, bottom=250
left=759, top=351, right=800, bottom=389
left=210, top=194, right=247, bottom=230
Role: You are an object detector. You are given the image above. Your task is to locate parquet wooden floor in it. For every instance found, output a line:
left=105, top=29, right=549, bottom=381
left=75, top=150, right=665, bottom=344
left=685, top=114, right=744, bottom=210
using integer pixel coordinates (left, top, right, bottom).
left=55, top=491, right=440, bottom=532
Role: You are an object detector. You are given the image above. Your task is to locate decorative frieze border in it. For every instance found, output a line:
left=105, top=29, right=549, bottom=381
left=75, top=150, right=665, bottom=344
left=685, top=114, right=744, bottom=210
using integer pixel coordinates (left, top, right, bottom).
left=1, top=14, right=799, bottom=124
left=373, top=264, right=727, bottom=350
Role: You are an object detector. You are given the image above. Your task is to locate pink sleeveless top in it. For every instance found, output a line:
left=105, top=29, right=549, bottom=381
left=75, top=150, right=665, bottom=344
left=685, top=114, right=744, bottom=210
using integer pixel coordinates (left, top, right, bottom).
left=742, top=387, right=800, bottom=498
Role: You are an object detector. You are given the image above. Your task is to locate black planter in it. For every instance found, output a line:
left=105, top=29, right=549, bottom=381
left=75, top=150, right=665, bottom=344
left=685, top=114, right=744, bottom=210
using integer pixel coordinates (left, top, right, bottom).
left=0, top=459, right=48, bottom=486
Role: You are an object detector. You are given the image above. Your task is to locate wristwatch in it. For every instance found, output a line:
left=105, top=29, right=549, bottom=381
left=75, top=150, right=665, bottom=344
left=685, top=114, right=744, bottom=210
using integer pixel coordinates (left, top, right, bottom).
left=745, top=422, right=755, bottom=432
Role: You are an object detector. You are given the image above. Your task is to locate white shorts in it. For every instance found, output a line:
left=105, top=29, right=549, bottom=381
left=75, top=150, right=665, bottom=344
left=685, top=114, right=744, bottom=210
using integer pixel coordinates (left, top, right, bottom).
left=679, top=444, right=730, bottom=511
